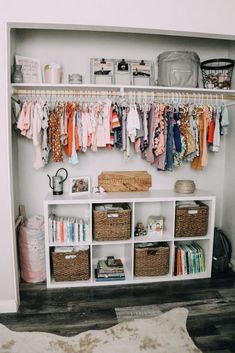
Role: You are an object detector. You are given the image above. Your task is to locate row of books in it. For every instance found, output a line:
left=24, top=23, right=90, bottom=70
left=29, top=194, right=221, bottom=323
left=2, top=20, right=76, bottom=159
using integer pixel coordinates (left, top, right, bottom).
left=95, top=257, right=125, bottom=281
left=49, top=214, right=89, bottom=243
left=174, top=243, right=206, bottom=276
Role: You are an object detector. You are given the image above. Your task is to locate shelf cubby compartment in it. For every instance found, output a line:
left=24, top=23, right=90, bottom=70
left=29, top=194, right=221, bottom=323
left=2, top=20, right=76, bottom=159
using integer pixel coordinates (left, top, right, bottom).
left=92, top=243, right=133, bottom=284
left=47, top=203, right=91, bottom=245
left=174, top=199, right=214, bottom=239
left=49, top=245, right=92, bottom=288
left=134, top=201, right=174, bottom=242
left=92, top=202, right=133, bottom=242
left=133, top=242, right=171, bottom=281
left=173, top=239, right=211, bottom=279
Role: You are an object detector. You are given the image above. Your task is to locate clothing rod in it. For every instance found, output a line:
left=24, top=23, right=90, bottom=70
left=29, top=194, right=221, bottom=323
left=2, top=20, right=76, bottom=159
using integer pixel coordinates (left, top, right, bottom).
left=12, top=89, right=235, bottom=101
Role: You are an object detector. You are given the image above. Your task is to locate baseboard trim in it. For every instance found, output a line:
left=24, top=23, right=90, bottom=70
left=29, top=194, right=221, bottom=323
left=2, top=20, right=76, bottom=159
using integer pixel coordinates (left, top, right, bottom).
left=230, top=258, right=235, bottom=272
left=0, top=299, right=19, bottom=313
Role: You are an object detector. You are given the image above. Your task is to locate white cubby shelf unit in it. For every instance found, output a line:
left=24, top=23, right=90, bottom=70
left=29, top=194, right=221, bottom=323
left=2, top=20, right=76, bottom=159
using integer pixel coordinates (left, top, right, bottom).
left=44, top=189, right=216, bottom=289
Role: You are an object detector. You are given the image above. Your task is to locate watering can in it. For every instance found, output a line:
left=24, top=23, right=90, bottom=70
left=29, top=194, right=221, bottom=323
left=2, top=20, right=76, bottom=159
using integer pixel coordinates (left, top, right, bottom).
left=47, top=168, right=68, bottom=195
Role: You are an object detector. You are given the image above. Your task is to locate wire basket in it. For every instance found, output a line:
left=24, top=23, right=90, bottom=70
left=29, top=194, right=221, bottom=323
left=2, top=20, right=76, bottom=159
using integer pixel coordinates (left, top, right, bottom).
left=201, top=58, right=234, bottom=90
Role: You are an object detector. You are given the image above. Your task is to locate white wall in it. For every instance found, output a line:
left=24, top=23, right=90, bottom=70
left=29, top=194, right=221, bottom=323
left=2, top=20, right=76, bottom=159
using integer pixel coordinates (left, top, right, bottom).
left=13, top=29, right=228, bottom=223
left=223, top=42, right=235, bottom=265
left=1, top=0, right=235, bottom=313
left=0, top=21, right=19, bottom=312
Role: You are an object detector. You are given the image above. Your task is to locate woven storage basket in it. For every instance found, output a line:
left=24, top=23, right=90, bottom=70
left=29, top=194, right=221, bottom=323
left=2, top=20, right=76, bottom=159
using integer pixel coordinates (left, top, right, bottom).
left=134, top=243, right=169, bottom=277
left=175, top=201, right=209, bottom=237
left=52, top=248, right=90, bottom=281
left=93, top=204, right=131, bottom=241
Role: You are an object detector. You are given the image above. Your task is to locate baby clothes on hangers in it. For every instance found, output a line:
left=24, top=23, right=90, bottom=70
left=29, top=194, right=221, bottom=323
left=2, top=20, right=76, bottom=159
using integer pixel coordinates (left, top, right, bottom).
left=142, top=104, right=157, bottom=165
left=209, top=106, right=220, bottom=153
left=69, top=105, right=79, bottom=165
left=127, top=104, right=140, bottom=143
left=33, top=102, right=44, bottom=169
left=152, top=103, right=165, bottom=157
left=64, top=102, right=74, bottom=157
left=13, top=93, right=229, bottom=171
left=220, top=104, right=229, bottom=135
left=191, top=106, right=209, bottom=169
left=49, top=103, right=63, bottom=162
left=17, top=101, right=31, bottom=137
left=60, top=103, right=68, bottom=146
left=41, top=103, right=50, bottom=166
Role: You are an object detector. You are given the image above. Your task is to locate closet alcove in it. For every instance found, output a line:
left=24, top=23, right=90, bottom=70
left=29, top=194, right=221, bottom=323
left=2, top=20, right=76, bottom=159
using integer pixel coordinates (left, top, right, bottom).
left=9, top=25, right=235, bottom=289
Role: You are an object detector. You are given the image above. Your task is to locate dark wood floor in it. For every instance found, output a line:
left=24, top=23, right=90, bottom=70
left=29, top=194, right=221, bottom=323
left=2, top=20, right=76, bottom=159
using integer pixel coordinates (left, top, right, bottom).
left=0, top=272, right=235, bottom=353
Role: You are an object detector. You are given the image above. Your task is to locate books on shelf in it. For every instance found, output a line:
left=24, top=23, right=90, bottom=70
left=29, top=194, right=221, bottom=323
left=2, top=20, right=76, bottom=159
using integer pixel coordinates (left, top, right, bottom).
left=49, top=214, right=89, bottom=243
left=95, top=257, right=125, bottom=281
left=174, top=243, right=205, bottom=276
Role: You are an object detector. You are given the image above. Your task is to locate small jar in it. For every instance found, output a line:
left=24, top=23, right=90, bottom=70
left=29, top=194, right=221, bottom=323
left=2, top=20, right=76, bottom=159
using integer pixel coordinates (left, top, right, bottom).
left=12, top=64, right=23, bottom=83
left=68, top=74, right=83, bottom=84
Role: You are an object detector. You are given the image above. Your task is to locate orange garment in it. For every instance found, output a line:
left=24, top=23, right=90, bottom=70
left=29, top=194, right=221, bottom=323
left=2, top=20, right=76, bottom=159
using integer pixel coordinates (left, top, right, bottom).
left=191, top=106, right=209, bottom=169
left=207, top=116, right=215, bottom=144
left=74, top=105, right=79, bottom=151
left=48, top=104, right=63, bottom=162
left=64, top=102, right=74, bottom=157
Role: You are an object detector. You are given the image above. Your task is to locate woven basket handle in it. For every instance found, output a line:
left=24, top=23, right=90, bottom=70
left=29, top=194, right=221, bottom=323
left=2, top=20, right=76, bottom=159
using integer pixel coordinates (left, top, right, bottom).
left=147, top=249, right=157, bottom=255
left=188, top=209, right=198, bottom=215
left=107, top=211, right=119, bottom=218
left=65, top=254, right=77, bottom=260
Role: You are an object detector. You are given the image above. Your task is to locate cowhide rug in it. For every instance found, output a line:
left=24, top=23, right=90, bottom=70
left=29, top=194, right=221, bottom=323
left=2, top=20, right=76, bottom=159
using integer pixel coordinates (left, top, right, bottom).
left=0, top=307, right=201, bottom=353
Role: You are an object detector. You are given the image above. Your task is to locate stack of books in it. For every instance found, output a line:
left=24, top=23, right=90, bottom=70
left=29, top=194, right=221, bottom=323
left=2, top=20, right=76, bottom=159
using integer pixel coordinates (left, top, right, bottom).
left=49, top=214, right=89, bottom=243
left=174, top=243, right=205, bottom=276
left=95, top=258, right=125, bottom=281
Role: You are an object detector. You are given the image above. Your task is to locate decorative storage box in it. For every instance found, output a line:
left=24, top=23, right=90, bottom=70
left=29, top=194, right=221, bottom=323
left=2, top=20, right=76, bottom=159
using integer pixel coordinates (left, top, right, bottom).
left=157, top=51, right=200, bottom=88
left=134, top=243, right=169, bottom=277
left=93, top=204, right=131, bottom=241
left=52, top=248, right=90, bottom=281
left=175, top=201, right=209, bottom=237
left=98, top=171, right=152, bottom=192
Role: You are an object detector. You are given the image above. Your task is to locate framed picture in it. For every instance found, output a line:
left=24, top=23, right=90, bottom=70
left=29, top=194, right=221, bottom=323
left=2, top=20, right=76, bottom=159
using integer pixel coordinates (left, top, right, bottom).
left=90, top=58, right=114, bottom=84
left=69, top=176, right=90, bottom=195
left=114, top=59, right=131, bottom=85
left=130, top=60, right=154, bottom=86
left=15, top=55, right=42, bottom=83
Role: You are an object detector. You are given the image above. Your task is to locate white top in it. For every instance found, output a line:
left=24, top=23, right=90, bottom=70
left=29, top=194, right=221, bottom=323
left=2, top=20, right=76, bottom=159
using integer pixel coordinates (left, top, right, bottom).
left=44, top=189, right=215, bottom=205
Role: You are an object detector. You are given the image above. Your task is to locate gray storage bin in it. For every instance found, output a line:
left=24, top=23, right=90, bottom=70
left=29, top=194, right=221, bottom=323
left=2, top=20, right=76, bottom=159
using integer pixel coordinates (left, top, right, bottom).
left=157, top=51, right=200, bottom=88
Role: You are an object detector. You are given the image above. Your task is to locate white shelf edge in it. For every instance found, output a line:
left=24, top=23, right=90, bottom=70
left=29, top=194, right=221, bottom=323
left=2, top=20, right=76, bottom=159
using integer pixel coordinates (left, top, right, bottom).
left=49, top=242, right=91, bottom=247
left=48, top=278, right=93, bottom=288
left=92, top=240, right=132, bottom=246
left=174, top=236, right=211, bottom=241
left=48, top=272, right=210, bottom=288
left=134, top=237, right=173, bottom=243
left=43, top=190, right=216, bottom=204
left=11, top=82, right=235, bottom=96
left=172, top=272, right=210, bottom=281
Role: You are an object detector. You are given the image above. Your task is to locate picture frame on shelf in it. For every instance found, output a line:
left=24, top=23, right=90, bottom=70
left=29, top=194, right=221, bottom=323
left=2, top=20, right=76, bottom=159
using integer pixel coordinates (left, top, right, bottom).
left=15, top=55, right=42, bottom=83
left=114, top=59, right=131, bottom=85
left=69, top=176, right=91, bottom=195
left=130, top=60, right=154, bottom=86
left=90, top=58, right=114, bottom=84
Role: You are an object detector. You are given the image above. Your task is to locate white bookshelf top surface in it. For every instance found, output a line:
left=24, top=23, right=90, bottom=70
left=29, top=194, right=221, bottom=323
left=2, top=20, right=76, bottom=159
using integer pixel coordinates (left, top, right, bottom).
left=44, top=189, right=215, bottom=204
